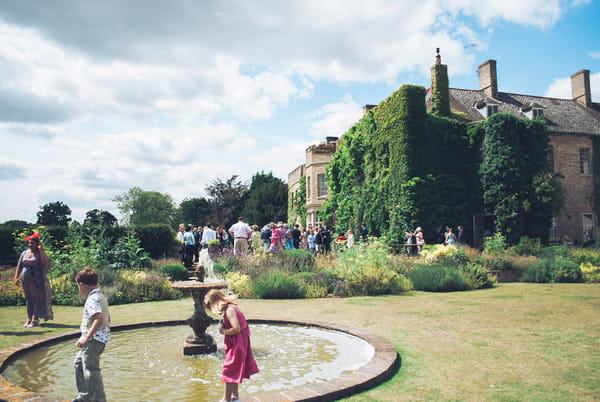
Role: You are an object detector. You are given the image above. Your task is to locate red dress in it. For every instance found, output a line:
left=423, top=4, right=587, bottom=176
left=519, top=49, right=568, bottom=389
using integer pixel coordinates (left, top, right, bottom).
left=222, top=305, right=260, bottom=383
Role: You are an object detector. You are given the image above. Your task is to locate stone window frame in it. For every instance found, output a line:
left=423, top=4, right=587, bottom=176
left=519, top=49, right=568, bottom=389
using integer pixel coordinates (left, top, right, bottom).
left=582, top=213, right=594, bottom=242
left=317, top=173, right=328, bottom=198
left=579, top=147, right=591, bottom=175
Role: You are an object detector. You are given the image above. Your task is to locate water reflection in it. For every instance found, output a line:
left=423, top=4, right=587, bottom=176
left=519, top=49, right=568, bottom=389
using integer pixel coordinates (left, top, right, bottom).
left=3, top=324, right=374, bottom=401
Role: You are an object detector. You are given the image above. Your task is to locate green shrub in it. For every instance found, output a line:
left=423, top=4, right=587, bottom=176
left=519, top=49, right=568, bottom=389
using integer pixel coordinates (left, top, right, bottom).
left=580, top=263, right=600, bottom=283
left=509, top=236, right=543, bottom=256
left=461, top=263, right=494, bottom=289
left=49, top=274, right=80, bottom=305
left=540, top=246, right=570, bottom=259
left=569, top=248, right=600, bottom=265
left=0, top=268, right=25, bottom=306
left=520, top=258, right=583, bottom=283
left=253, top=271, right=306, bottom=299
left=296, top=272, right=330, bottom=298
left=106, top=270, right=181, bottom=304
left=161, top=264, right=189, bottom=281
left=409, top=264, right=471, bottom=292
left=134, top=224, right=177, bottom=259
left=224, top=272, right=254, bottom=298
left=277, top=249, right=316, bottom=272
left=331, top=241, right=412, bottom=295
left=481, top=255, right=512, bottom=270
left=552, top=258, right=583, bottom=283
left=483, top=232, right=507, bottom=254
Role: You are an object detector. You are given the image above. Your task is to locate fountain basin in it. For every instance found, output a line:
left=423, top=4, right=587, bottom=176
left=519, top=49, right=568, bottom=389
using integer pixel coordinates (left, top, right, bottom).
left=0, top=319, right=399, bottom=401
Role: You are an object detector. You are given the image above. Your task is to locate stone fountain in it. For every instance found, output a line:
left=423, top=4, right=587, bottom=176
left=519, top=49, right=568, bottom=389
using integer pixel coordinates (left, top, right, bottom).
left=171, top=264, right=227, bottom=355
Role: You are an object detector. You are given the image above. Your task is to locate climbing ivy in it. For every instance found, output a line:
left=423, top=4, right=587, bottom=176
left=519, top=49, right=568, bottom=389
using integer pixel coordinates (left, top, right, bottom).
left=325, top=84, right=480, bottom=244
left=476, top=113, right=562, bottom=244
left=288, top=175, right=306, bottom=225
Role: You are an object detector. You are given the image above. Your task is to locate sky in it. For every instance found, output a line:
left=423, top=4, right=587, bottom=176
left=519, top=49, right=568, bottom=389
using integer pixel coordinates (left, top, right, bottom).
left=1, top=0, right=599, bottom=224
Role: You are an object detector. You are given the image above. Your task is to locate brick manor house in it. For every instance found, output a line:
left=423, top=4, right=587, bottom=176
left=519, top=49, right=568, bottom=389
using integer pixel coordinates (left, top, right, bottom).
left=288, top=58, right=600, bottom=246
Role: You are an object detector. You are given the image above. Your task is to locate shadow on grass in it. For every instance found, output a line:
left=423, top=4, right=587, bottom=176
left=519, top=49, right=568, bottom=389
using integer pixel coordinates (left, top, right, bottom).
left=40, top=323, right=79, bottom=329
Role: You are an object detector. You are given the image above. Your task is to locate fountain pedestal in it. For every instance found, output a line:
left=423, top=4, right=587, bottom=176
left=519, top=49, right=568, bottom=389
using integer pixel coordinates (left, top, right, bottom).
left=171, top=280, right=227, bottom=355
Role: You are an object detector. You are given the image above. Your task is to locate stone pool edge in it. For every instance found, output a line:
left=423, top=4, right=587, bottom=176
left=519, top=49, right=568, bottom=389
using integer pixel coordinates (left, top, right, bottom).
left=0, top=319, right=400, bottom=402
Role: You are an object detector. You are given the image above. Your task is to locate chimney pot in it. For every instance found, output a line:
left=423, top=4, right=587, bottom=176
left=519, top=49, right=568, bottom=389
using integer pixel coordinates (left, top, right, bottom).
left=478, top=60, right=498, bottom=98
left=571, top=69, right=591, bottom=108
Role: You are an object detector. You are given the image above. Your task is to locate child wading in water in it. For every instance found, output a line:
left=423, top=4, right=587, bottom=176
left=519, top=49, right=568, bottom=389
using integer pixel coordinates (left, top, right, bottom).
left=204, top=289, right=259, bottom=402
left=73, top=268, right=110, bottom=402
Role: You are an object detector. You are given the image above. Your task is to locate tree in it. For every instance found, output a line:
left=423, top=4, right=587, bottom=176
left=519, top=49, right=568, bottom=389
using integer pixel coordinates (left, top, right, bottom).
left=84, top=209, right=118, bottom=226
left=205, top=175, right=248, bottom=227
left=1, top=220, right=31, bottom=229
left=178, top=197, right=213, bottom=226
left=113, top=187, right=177, bottom=225
left=241, top=171, right=288, bottom=226
left=37, top=201, right=72, bottom=226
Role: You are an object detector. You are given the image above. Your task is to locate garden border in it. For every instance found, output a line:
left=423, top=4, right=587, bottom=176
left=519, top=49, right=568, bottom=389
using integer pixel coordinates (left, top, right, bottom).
left=0, top=319, right=399, bottom=402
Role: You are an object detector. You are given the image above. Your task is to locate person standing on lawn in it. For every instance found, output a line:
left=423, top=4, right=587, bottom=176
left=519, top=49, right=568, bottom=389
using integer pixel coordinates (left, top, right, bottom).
left=14, top=231, right=53, bottom=327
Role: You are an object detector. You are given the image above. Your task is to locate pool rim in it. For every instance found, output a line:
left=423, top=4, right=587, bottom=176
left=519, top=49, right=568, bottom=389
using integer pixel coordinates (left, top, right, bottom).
left=0, top=319, right=400, bottom=402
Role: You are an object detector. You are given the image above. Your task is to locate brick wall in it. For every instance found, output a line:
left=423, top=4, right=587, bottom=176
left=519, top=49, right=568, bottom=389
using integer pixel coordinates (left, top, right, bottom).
left=551, top=133, right=595, bottom=243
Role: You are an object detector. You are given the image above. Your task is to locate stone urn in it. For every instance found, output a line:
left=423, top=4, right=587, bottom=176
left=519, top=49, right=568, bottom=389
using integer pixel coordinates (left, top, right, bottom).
left=171, top=280, right=227, bottom=355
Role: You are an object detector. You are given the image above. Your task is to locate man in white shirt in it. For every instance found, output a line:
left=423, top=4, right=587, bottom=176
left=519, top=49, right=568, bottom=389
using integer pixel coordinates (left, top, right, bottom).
left=229, top=217, right=253, bottom=255
left=201, top=223, right=217, bottom=248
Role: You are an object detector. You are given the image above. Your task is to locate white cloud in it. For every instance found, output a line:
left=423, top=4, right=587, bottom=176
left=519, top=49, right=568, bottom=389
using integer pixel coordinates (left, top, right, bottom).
left=0, top=0, right=593, bottom=222
left=589, top=50, right=600, bottom=59
left=307, top=95, right=363, bottom=140
left=545, top=72, right=600, bottom=102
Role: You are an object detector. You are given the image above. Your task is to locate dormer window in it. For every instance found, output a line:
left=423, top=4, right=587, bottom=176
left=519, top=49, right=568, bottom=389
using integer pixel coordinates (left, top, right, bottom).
left=476, top=97, right=500, bottom=118
left=522, top=102, right=545, bottom=120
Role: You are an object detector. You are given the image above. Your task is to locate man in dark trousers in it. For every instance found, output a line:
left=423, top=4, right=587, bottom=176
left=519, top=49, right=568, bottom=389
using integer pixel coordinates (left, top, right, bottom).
left=360, top=222, right=368, bottom=242
left=291, top=224, right=302, bottom=249
left=321, top=222, right=333, bottom=254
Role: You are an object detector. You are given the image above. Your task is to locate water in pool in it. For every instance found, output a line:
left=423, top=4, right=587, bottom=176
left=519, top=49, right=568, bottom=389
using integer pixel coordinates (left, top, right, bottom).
left=2, top=323, right=374, bottom=401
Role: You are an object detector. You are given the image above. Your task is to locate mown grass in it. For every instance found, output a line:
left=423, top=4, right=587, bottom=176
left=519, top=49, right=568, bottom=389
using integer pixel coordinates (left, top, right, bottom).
left=1, top=283, right=599, bottom=401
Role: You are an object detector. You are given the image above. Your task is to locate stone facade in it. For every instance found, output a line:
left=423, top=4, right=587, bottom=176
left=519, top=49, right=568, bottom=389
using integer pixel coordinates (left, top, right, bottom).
left=288, top=137, right=337, bottom=227
left=289, top=58, right=599, bottom=244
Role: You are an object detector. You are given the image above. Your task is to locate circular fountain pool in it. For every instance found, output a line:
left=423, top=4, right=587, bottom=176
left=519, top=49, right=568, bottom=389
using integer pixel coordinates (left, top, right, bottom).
left=2, top=322, right=378, bottom=401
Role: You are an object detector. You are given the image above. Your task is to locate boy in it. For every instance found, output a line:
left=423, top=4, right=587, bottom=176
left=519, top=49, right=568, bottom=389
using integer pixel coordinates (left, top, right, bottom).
left=72, top=268, right=110, bottom=402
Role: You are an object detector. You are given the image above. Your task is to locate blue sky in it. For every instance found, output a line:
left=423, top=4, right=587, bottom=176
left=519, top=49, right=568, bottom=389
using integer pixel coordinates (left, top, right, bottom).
left=0, top=0, right=599, bottom=223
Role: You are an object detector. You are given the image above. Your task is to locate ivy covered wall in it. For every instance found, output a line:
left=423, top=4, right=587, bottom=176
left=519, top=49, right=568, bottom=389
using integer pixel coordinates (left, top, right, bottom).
left=324, top=84, right=481, bottom=244
left=473, top=113, right=563, bottom=244
left=324, top=88, right=562, bottom=245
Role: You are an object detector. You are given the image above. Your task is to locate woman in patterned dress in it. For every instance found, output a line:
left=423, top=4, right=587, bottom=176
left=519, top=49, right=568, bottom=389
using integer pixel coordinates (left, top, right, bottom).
left=13, top=232, right=54, bottom=327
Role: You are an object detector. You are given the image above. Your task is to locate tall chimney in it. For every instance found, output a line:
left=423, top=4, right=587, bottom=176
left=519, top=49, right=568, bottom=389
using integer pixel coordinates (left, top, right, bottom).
left=478, top=60, right=498, bottom=98
left=571, top=69, right=591, bottom=108
left=430, top=48, right=451, bottom=117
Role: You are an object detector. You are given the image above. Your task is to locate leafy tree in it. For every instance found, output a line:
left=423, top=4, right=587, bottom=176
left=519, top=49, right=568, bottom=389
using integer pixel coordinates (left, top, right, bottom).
left=1, top=220, right=31, bottom=229
left=113, top=187, right=177, bottom=225
left=179, top=197, right=213, bottom=226
left=241, top=171, right=288, bottom=226
left=205, top=175, right=248, bottom=227
left=84, top=209, right=118, bottom=226
left=37, top=201, right=72, bottom=226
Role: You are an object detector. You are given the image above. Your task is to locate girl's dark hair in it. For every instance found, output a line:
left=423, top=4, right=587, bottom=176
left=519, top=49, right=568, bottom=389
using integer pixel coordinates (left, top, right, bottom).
left=75, top=267, right=99, bottom=286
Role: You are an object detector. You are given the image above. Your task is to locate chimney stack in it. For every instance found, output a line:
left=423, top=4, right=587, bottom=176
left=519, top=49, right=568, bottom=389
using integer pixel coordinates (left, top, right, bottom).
left=571, top=69, right=591, bottom=108
left=478, top=60, right=498, bottom=98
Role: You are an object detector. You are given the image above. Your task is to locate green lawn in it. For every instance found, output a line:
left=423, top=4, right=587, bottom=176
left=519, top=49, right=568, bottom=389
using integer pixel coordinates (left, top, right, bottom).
left=1, top=283, right=599, bottom=401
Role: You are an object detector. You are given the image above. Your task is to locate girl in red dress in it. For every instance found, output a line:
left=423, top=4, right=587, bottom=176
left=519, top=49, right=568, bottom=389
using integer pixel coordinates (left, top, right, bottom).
left=204, top=289, right=259, bottom=402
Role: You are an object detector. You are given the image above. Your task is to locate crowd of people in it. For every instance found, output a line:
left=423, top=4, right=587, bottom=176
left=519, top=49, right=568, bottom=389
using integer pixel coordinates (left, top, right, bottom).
left=175, top=218, right=371, bottom=264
